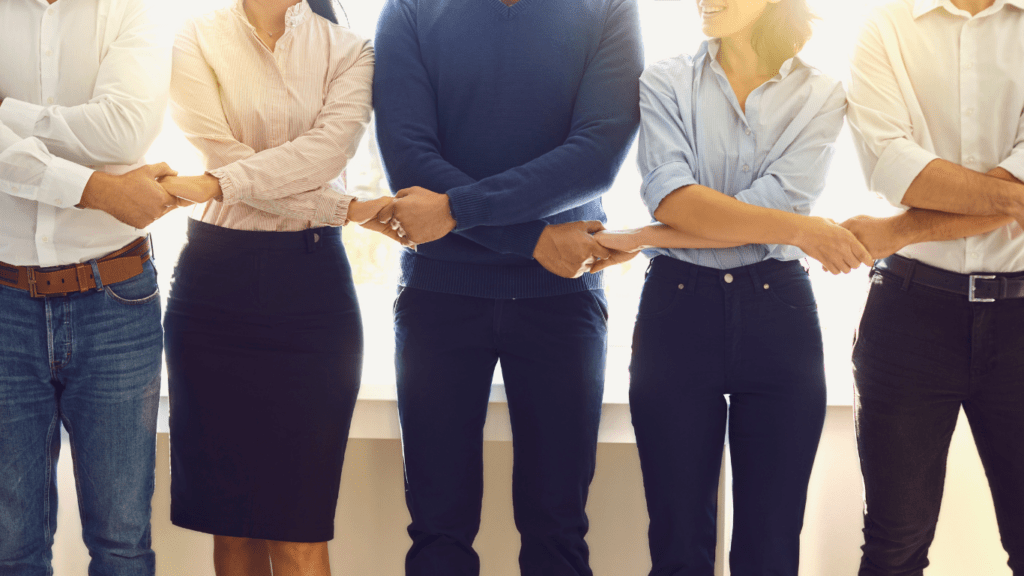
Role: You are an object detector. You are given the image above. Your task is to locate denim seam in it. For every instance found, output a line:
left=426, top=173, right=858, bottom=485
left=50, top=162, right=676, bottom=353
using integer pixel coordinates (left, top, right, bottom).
left=42, top=410, right=60, bottom=572
left=61, top=415, right=90, bottom=530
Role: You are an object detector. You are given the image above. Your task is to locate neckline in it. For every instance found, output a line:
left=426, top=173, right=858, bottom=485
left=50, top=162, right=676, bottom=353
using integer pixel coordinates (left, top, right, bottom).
left=486, top=0, right=535, bottom=18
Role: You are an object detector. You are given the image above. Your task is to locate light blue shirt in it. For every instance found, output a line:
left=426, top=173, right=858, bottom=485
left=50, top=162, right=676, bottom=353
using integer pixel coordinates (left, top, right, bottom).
left=638, top=39, right=847, bottom=269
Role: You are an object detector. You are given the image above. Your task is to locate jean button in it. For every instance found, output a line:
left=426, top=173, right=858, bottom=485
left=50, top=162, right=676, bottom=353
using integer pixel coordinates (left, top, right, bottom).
left=724, top=273, right=734, bottom=284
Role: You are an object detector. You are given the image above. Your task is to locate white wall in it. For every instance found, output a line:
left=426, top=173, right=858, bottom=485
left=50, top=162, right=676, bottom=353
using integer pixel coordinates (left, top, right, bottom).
left=49, top=406, right=1010, bottom=575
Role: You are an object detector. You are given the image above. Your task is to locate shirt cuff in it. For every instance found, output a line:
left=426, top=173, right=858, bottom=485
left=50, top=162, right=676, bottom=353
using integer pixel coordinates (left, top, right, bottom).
left=447, top=186, right=488, bottom=231
left=0, top=98, right=43, bottom=139
left=323, top=194, right=356, bottom=226
left=998, top=151, right=1024, bottom=184
left=40, top=156, right=93, bottom=208
left=209, top=168, right=241, bottom=205
left=502, top=220, right=550, bottom=258
left=870, top=139, right=940, bottom=208
left=640, top=162, right=698, bottom=218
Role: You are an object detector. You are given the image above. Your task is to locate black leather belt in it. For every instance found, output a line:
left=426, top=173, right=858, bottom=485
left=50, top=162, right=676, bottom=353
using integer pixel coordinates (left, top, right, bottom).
left=877, top=254, right=1024, bottom=302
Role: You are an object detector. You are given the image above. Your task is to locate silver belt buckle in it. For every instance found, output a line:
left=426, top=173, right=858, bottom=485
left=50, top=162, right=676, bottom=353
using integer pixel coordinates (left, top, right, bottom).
left=969, top=274, right=996, bottom=302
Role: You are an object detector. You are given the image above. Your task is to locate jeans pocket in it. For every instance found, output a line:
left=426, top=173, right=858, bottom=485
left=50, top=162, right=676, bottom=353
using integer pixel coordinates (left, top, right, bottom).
left=104, top=266, right=160, bottom=306
left=585, top=289, right=610, bottom=322
left=636, top=275, right=682, bottom=319
left=764, top=269, right=817, bottom=311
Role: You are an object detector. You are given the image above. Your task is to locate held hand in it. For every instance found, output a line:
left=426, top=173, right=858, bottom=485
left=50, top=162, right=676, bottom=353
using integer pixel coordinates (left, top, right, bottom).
left=794, top=216, right=875, bottom=275
left=589, top=229, right=642, bottom=273
left=357, top=198, right=416, bottom=248
left=377, top=186, right=456, bottom=244
left=533, top=221, right=611, bottom=279
left=78, top=163, right=185, bottom=229
left=840, top=214, right=904, bottom=260
left=159, top=174, right=222, bottom=204
left=594, top=229, right=644, bottom=253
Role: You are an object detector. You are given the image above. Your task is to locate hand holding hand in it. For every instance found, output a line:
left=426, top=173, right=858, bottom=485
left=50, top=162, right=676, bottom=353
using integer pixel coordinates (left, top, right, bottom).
left=794, top=216, right=874, bottom=275
left=533, top=220, right=611, bottom=278
left=840, top=214, right=905, bottom=261
left=159, top=174, right=222, bottom=204
left=354, top=197, right=416, bottom=248
left=78, top=163, right=188, bottom=229
left=589, top=229, right=643, bottom=273
left=375, top=186, right=456, bottom=244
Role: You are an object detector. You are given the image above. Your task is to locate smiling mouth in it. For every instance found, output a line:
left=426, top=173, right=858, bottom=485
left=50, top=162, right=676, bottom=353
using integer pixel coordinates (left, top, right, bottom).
left=701, top=6, right=725, bottom=16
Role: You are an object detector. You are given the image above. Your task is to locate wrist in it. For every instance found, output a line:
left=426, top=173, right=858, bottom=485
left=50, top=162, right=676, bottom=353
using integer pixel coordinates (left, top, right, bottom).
left=78, top=171, right=115, bottom=210
left=200, top=174, right=223, bottom=202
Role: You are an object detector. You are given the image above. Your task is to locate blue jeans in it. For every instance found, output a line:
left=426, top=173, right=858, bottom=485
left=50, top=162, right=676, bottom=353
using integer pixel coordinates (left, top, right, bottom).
left=855, top=264, right=1024, bottom=576
left=395, top=287, right=608, bottom=576
left=629, top=257, right=826, bottom=576
left=0, top=260, right=162, bottom=576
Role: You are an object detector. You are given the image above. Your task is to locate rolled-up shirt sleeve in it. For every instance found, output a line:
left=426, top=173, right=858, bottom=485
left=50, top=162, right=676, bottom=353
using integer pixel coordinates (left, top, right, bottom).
left=847, top=18, right=938, bottom=207
left=637, top=62, right=699, bottom=218
left=999, top=105, right=1024, bottom=183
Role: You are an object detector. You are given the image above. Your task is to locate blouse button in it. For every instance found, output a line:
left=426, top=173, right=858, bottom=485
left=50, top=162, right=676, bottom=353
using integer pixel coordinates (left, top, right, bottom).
left=741, top=165, right=750, bottom=172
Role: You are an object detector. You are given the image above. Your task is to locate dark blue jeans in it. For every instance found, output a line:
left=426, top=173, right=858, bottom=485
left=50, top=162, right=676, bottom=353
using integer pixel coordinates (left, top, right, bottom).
left=854, top=265, right=1024, bottom=576
left=394, top=287, right=608, bottom=576
left=629, top=256, right=826, bottom=576
left=0, top=260, right=162, bottom=576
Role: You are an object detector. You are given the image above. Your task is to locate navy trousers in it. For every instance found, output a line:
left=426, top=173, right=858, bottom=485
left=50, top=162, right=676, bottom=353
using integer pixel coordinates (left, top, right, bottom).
left=394, top=287, right=608, bottom=576
left=629, top=256, right=826, bottom=576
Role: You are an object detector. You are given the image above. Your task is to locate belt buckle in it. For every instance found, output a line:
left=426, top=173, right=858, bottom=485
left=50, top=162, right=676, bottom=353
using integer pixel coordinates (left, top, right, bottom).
left=969, top=274, right=996, bottom=303
left=26, top=268, right=41, bottom=298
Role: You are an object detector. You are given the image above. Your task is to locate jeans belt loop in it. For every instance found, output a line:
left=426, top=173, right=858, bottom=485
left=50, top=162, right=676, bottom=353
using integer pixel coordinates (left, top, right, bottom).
left=90, top=259, right=104, bottom=291
left=901, top=259, right=916, bottom=291
left=969, top=274, right=996, bottom=303
left=26, top=268, right=39, bottom=298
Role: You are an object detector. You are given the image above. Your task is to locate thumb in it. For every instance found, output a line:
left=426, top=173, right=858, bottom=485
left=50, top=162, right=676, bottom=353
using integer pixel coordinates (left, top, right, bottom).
left=395, top=187, right=417, bottom=199
left=583, top=220, right=606, bottom=234
left=377, top=199, right=396, bottom=224
left=145, top=163, right=178, bottom=179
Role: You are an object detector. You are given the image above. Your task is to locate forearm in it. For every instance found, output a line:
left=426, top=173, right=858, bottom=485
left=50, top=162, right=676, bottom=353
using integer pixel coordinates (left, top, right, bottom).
left=895, top=167, right=1020, bottom=243
left=243, top=189, right=354, bottom=227
left=617, top=223, right=743, bottom=250
left=653, top=185, right=806, bottom=246
left=902, top=159, right=1024, bottom=217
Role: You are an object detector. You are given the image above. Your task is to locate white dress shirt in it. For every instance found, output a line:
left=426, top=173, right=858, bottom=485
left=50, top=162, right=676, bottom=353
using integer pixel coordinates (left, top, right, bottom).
left=171, top=0, right=372, bottom=232
left=0, top=0, right=170, bottom=267
left=848, top=0, right=1024, bottom=273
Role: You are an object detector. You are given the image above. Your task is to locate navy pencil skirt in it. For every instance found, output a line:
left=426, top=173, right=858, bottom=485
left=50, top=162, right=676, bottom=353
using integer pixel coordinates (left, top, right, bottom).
left=164, top=219, right=363, bottom=543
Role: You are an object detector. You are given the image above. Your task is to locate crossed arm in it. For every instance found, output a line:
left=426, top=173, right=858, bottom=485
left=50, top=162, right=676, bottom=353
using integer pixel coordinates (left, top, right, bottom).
left=838, top=15, right=1024, bottom=259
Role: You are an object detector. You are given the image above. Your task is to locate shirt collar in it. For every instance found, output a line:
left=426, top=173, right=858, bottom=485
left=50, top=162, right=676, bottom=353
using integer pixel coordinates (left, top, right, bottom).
left=914, top=0, right=1024, bottom=19
left=233, top=0, right=312, bottom=33
left=702, top=38, right=804, bottom=81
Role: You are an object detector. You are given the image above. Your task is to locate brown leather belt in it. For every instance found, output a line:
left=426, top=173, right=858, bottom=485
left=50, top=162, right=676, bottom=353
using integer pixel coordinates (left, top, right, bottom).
left=877, top=254, right=1024, bottom=302
left=0, top=236, right=152, bottom=298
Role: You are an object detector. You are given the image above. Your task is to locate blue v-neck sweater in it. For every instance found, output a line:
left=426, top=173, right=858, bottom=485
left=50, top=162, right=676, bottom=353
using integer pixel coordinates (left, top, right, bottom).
left=373, top=0, right=643, bottom=299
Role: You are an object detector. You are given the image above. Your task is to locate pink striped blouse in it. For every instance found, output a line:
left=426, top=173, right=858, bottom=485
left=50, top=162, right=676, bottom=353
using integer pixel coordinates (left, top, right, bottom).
left=169, top=0, right=373, bottom=231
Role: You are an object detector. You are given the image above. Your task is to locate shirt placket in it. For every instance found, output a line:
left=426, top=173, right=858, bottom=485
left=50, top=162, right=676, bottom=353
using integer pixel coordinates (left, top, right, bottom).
left=35, top=0, right=62, bottom=267
left=960, top=18, right=983, bottom=273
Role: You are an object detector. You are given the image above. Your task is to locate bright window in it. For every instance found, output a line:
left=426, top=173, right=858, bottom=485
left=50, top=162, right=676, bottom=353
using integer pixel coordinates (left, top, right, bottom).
left=147, top=0, right=897, bottom=404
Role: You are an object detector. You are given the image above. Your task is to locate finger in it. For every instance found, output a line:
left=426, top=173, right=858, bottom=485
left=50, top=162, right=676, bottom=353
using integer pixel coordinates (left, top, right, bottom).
left=583, top=220, right=606, bottom=234
left=377, top=201, right=396, bottom=224
left=395, top=187, right=416, bottom=199
left=590, top=242, right=612, bottom=261
left=852, top=241, right=874, bottom=268
left=176, top=196, right=195, bottom=207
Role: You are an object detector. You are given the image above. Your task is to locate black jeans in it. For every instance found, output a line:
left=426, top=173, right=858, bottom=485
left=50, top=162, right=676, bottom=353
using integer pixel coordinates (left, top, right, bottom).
left=854, top=265, right=1024, bottom=576
left=394, top=287, right=608, bottom=576
left=629, top=257, right=826, bottom=576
